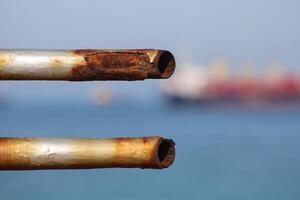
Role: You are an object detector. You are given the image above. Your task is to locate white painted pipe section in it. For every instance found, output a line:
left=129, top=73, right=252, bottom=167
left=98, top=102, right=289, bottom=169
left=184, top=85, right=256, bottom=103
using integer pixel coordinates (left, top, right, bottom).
left=0, top=49, right=84, bottom=80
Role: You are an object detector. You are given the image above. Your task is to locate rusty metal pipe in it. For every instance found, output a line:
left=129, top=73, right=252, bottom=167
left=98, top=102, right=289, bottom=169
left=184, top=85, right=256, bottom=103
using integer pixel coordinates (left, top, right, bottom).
left=0, top=136, right=175, bottom=170
left=0, top=49, right=176, bottom=81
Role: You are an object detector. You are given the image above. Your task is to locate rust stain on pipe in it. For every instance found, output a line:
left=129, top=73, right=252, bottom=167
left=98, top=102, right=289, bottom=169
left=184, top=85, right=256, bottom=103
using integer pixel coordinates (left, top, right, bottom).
left=71, top=49, right=175, bottom=80
left=0, top=49, right=176, bottom=81
left=0, top=136, right=175, bottom=170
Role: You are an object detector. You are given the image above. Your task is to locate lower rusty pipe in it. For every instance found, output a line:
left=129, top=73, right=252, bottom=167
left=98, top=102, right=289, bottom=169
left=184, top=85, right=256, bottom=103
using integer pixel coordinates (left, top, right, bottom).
left=0, top=136, right=175, bottom=170
left=0, top=49, right=175, bottom=81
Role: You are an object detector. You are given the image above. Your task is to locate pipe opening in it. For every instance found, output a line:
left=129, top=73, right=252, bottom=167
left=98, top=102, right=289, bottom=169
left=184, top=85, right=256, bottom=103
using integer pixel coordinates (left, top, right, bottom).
left=157, top=51, right=175, bottom=78
left=157, top=139, right=175, bottom=167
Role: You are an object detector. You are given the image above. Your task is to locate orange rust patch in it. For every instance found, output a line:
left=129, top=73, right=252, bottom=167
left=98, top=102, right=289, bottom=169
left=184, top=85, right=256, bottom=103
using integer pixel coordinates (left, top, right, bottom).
left=85, top=53, right=146, bottom=68
left=70, top=50, right=157, bottom=81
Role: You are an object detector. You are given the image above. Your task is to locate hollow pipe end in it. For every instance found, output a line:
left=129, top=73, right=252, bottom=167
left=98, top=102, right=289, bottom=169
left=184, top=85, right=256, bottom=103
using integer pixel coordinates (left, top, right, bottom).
left=155, top=138, right=176, bottom=169
left=152, top=50, right=176, bottom=79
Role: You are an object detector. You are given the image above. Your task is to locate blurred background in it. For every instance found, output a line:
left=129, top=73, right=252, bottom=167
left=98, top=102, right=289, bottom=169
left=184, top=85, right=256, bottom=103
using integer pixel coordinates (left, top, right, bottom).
left=1, top=0, right=300, bottom=199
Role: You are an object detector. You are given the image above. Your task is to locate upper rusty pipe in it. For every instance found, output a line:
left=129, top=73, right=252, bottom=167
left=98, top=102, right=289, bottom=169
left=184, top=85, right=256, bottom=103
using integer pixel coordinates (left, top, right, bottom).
left=0, top=136, right=175, bottom=170
left=0, top=49, right=176, bottom=81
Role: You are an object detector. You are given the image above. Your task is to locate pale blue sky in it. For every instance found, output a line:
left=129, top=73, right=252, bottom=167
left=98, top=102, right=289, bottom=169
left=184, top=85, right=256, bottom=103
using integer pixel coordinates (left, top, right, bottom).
left=1, top=0, right=300, bottom=105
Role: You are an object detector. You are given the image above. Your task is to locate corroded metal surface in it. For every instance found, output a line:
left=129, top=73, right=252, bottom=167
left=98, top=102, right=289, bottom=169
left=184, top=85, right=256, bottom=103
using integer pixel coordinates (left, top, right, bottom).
left=0, top=49, right=175, bottom=81
left=0, top=136, right=175, bottom=170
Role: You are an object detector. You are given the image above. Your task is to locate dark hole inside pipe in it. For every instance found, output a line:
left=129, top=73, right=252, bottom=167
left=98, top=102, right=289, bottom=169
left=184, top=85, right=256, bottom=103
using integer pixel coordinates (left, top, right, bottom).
left=158, top=140, right=173, bottom=162
left=158, top=51, right=175, bottom=75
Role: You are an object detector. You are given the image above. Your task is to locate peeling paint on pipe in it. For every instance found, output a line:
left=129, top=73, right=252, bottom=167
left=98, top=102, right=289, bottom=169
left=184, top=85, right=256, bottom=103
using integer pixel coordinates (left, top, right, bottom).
left=0, top=49, right=175, bottom=81
left=0, top=136, right=175, bottom=170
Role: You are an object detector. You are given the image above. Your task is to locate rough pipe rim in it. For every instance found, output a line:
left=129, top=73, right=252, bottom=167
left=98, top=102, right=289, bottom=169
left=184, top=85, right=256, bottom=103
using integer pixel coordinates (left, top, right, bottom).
left=154, top=50, right=176, bottom=79
left=156, top=137, right=176, bottom=168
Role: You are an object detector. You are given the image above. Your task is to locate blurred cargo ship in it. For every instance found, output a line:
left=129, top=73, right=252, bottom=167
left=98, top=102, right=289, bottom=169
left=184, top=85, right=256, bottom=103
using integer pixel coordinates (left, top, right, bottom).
left=161, top=60, right=300, bottom=107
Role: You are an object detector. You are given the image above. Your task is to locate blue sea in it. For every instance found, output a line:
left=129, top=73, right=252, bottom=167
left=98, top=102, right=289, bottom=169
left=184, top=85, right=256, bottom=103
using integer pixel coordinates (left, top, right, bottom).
left=1, top=104, right=300, bottom=200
